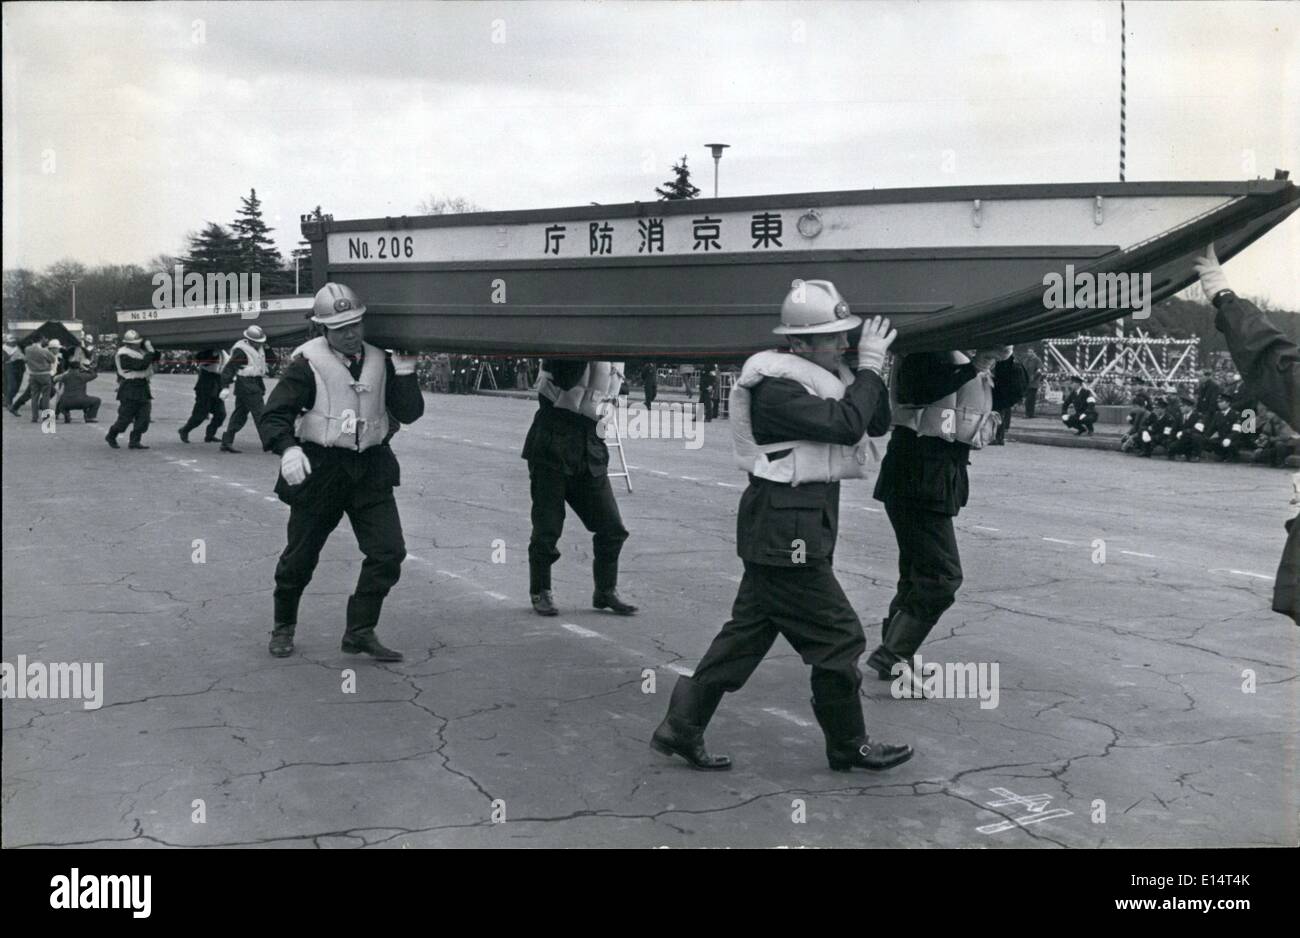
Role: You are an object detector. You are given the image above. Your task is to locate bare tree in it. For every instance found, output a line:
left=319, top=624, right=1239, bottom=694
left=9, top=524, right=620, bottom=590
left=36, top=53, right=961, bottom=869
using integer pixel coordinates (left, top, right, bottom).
left=417, top=195, right=483, bottom=215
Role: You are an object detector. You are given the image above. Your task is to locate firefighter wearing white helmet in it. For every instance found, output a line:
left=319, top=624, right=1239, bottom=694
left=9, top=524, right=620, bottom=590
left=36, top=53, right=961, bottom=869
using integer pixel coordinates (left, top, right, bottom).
left=257, top=282, right=424, bottom=661
left=864, top=324, right=1018, bottom=690
left=215, top=323, right=276, bottom=453
left=652, top=278, right=915, bottom=774
left=105, top=329, right=160, bottom=448
left=522, top=357, right=635, bottom=617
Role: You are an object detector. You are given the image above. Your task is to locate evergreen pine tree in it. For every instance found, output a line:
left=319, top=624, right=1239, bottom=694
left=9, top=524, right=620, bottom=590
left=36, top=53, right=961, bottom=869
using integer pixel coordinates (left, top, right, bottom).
left=183, top=222, right=242, bottom=278
left=655, top=155, right=700, bottom=201
left=232, top=188, right=290, bottom=292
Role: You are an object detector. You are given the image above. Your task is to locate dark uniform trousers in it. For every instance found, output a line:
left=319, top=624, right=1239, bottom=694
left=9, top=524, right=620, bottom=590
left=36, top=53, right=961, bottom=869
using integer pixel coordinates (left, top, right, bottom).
left=523, top=397, right=629, bottom=594
left=883, top=499, right=964, bottom=627
left=527, top=464, right=628, bottom=593
left=222, top=378, right=266, bottom=445
left=691, top=561, right=866, bottom=703
left=57, top=390, right=101, bottom=421
left=109, top=388, right=152, bottom=443
left=181, top=372, right=226, bottom=439
left=272, top=446, right=407, bottom=635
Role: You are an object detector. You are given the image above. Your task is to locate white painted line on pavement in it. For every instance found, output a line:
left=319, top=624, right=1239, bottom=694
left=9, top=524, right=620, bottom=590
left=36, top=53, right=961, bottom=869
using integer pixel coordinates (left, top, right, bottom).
left=1120, top=550, right=1157, bottom=558
left=859, top=506, right=882, bottom=513
left=484, top=591, right=509, bottom=601
left=1211, top=568, right=1275, bottom=582
left=716, top=482, right=739, bottom=488
left=264, top=497, right=278, bottom=502
left=647, top=469, right=669, bottom=476
left=762, top=707, right=815, bottom=728
left=436, top=569, right=463, bottom=579
left=561, top=622, right=604, bottom=639
left=1041, top=537, right=1074, bottom=545
left=974, top=525, right=1000, bottom=532
left=666, top=664, right=694, bottom=677
left=680, top=475, right=700, bottom=481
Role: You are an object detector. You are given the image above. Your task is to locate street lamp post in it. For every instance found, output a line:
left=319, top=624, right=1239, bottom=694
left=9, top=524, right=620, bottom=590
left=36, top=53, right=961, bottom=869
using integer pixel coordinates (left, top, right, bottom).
left=704, top=143, right=730, bottom=198
left=70, top=279, right=80, bottom=320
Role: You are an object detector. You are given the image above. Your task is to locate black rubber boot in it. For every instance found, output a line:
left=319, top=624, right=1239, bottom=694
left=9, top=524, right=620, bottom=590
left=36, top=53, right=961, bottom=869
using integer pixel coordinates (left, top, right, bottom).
left=592, top=589, right=637, bottom=615
left=811, top=696, right=914, bottom=771
left=531, top=590, right=558, bottom=616
left=341, top=595, right=402, bottom=661
left=650, top=676, right=731, bottom=770
left=268, top=624, right=295, bottom=658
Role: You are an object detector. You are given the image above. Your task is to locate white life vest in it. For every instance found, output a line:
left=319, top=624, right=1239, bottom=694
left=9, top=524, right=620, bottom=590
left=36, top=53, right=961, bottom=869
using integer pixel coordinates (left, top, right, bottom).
left=292, top=337, right=390, bottom=452
left=890, top=351, right=997, bottom=449
left=231, top=339, right=267, bottom=378
left=729, top=350, right=880, bottom=486
left=115, top=345, right=153, bottom=382
left=536, top=361, right=624, bottom=421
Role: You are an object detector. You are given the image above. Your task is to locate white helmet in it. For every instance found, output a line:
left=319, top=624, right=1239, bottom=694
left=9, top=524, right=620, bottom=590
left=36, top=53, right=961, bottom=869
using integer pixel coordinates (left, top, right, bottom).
left=311, top=282, right=366, bottom=329
left=773, top=279, right=862, bottom=335
left=122, top=330, right=144, bottom=345
left=47, top=339, right=63, bottom=351
left=243, top=324, right=267, bottom=343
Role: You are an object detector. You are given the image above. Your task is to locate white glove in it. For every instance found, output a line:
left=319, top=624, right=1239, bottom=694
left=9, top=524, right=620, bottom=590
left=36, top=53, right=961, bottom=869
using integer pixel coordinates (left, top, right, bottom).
left=1193, top=422, right=1205, bottom=432
left=142, top=339, right=155, bottom=354
left=389, top=351, right=415, bottom=376
left=220, top=387, right=234, bottom=401
left=281, top=446, right=311, bottom=486
left=973, top=346, right=1014, bottom=372
left=1141, top=431, right=1151, bottom=443
left=855, top=316, right=897, bottom=374
left=1060, top=414, right=1070, bottom=423
left=1194, top=243, right=1231, bottom=300
left=1222, top=438, right=1231, bottom=448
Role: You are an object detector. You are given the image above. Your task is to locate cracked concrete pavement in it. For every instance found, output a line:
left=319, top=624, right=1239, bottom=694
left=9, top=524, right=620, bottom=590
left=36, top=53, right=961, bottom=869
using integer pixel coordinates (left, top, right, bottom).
left=3, top=375, right=1296, bottom=848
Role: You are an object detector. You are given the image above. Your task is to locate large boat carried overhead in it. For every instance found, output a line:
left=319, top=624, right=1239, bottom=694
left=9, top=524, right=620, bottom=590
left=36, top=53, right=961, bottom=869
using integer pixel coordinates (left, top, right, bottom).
left=126, top=174, right=1298, bottom=355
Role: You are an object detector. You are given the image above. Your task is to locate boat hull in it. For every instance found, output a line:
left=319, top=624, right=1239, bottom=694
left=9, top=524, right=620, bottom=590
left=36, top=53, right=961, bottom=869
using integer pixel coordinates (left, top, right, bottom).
left=125, top=179, right=1299, bottom=355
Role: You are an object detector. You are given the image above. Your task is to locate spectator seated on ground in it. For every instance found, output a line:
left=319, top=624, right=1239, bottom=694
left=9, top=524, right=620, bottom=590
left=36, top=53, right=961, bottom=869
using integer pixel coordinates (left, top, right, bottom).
left=1250, top=404, right=1300, bottom=468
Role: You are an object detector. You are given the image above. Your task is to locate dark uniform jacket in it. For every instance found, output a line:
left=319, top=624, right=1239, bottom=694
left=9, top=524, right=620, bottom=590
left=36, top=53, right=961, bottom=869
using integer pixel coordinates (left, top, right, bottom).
left=115, top=346, right=160, bottom=402
left=1214, top=291, right=1300, bottom=620
left=193, top=350, right=223, bottom=398
left=521, top=359, right=610, bottom=478
left=1063, top=386, right=1098, bottom=418
left=57, top=365, right=97, bottom=403
left=1149, top=405, right=1183, bottom=443
left=739, top=367, right=889, bottom=567
left=874, top=352, right=1015, bottom=516
left=259, top=349, right=425, bottom=501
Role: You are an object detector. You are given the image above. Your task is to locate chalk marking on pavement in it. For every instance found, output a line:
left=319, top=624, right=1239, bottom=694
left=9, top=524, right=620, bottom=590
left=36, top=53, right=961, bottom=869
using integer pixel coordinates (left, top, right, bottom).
left=561, top=623, right=605, bottom=639
left=1211, top=568, right=1275, bottom=582
left=716, top=482, right=739, bottom=488
left=647, top=469, right=670, bottom=476
left=436, top=569, right=463, bottom=579
left=973, top=525, right=1000, bottom=532
left=666, top=664, right=694, bottom=677
left=726, top=575, right=743, bottom=583
left=762, top=707, right=814, bottom=728
left=680, top=475, right=700, bottom=481
left=858, top=506, right=882, bottom=513
left=1041, top=537, right=1074, bottom=545
left=264, top=497, right=278, bottom=502
left=1120, top=550, right=1157, bottom=558
left=484, top=591, right=509, bottom=601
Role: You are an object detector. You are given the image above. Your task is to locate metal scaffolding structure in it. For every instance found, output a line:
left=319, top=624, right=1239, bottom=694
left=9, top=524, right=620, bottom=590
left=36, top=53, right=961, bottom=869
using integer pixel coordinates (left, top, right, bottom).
left=1040, top=329, right=1201, bottom=391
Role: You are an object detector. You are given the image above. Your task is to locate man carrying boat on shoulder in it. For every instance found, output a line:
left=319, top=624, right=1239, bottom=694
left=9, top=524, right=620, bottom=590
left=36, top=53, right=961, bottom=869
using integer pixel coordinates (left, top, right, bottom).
left=217, top=324, right=276, bottom=453
left=651, top=279, right=913, bottom=773
left=865, top=341, right=1020, bottom=691
left=523, top=359, right=636, bottom=617
left=259, top=283, right=425, bottom=660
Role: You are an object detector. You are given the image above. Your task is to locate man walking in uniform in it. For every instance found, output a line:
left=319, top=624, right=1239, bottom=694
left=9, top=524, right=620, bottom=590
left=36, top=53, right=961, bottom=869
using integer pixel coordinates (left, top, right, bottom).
left=105, top=331, right=160, bottom=448
left=523, top=359, right=636, bottom=617
left=218, top=324, right=275, bottom=453
left=865, top=341, right=1018, bottom=689
left=1022, top=347, right=1043, bottom=419
left=178, top=348, right=227, bottom=443
left=259, top=283, right=425, bottom=660
left=652, top=280, right=912, bottom=773
left=11, top=338, right=58, bottom=422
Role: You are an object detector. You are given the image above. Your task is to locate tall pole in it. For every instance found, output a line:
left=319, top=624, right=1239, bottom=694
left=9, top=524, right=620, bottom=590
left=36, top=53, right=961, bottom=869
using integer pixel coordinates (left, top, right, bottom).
left=71, top=280, right=78, bottom=320
left=1119, top=0, right=1127, bottom=182
left=705, top=143, right=730, bottom=198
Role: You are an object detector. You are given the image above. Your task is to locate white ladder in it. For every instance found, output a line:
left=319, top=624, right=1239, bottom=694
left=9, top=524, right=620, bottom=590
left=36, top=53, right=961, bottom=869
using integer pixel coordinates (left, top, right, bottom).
left=601, top=396, right=633, bottom=494
left=474, top=361, right=499, bottom=391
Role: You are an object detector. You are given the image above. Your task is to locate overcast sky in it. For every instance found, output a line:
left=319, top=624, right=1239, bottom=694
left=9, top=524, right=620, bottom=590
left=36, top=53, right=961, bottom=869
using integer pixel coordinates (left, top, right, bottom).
left=3, top=0, right=1298, bottom=303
